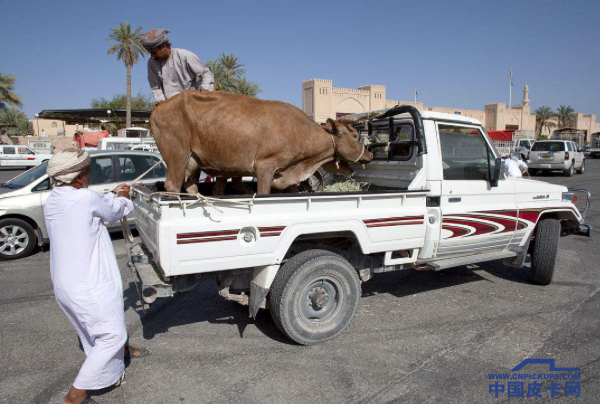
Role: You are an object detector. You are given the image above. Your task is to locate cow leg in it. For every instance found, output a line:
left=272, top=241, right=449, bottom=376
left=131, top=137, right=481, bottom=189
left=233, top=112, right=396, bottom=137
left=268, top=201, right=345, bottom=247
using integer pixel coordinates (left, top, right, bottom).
left=213, top=177, right=227, bottom=196
left=232, top=177, right=252, bottom=195
left=255, top=164, right=277, bottom=195
left=183, top=155, right=200, bottom=194
left=163, top=150, right=190, bottom=194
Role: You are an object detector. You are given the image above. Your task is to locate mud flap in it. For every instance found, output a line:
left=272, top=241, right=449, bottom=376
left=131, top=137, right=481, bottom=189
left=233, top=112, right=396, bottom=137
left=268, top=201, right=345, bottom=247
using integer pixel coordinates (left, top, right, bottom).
left=249, top=265, right=279, bottom=319
left=249, top=281, right=269, bottom=319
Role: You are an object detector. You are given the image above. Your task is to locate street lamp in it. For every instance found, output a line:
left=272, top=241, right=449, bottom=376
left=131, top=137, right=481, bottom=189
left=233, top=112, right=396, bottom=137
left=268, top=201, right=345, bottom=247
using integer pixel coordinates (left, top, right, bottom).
left=107, top=110, right=112, bottom=136
left=34, top=113, right=40, bottom=136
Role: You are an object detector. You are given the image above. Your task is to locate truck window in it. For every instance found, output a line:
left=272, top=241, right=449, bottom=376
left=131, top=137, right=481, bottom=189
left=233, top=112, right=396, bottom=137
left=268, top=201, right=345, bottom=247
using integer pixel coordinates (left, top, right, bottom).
left=17, top=146, right=33, bottom=155
left=364, top=123, right=415, bottom=161
left=3, top=147, right=16, bottom=155
left=438, top=125, right=495, bottom=181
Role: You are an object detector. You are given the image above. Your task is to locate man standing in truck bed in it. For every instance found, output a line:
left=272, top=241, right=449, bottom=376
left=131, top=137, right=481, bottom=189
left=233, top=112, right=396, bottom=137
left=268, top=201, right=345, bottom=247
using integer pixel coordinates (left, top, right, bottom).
left=140, top=28, right=215, bottom=108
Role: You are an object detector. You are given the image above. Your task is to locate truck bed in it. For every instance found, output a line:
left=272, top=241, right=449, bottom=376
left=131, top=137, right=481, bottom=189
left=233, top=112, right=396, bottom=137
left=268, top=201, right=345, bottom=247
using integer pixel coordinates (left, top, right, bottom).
left=132, top=181, right=429, bottom=278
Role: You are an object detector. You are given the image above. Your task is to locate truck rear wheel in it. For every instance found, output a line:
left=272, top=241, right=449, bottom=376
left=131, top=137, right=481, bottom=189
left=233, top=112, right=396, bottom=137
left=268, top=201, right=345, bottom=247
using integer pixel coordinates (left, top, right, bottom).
left=269, top=249, right=361, bottom=345
left=529, top=217, right=560, bottom=285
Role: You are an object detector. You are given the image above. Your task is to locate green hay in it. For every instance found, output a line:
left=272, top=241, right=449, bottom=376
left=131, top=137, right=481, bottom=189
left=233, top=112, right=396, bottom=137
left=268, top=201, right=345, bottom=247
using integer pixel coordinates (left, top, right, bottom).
left=319, top=178, right=368, bottom=193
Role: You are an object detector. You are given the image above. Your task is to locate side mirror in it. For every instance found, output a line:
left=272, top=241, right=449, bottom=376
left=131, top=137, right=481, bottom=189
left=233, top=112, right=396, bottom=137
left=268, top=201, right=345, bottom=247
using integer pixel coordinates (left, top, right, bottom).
left=490, top=157, right=502, bottom=187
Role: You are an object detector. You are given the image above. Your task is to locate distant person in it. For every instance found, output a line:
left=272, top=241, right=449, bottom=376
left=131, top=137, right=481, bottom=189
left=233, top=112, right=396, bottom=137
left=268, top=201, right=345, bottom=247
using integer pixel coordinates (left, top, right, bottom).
left=502, top=154, right=528, bottom=178
left=140, top=28, right=214, bottom=109
left=41, top=129, right=47, bottom=138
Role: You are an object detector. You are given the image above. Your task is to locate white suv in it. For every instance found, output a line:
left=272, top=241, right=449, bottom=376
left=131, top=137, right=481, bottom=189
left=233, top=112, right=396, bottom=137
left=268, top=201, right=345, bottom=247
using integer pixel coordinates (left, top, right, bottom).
left=0, top=145, right=52, bottom=168
left=528, top=140, right=585, bottom=176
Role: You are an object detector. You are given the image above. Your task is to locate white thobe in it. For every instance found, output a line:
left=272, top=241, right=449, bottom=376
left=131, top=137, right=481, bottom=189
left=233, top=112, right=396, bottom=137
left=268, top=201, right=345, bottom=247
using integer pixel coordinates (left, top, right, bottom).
left=44, top=187, right=133, bottom=390
left=502, top=156, right=528, bottom=178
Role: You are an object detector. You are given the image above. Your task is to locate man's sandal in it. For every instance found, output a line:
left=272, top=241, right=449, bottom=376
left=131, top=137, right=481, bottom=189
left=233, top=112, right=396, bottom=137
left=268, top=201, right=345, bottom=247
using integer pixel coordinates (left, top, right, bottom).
left=127, top=346, right=150, bottom=359
left=81, top=398, right=99, bottom=404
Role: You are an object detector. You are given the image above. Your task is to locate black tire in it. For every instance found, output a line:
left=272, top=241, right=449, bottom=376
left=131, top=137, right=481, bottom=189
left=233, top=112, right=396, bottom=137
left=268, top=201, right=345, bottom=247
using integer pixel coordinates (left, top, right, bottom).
left=529, top=169, right=538, bottom=176
left=269, top=249, right=361, bottom=345
left=576, top=160, right=585, bottom=174
left=564, top=163, right=574, bottom=177
left=529, top=218, right=560, bottom=285
left=0, top=218, right=37, bottom=260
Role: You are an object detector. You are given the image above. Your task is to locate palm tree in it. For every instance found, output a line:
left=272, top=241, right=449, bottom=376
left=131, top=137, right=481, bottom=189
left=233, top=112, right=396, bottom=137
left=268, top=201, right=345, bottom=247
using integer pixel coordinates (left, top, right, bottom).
left=206, top=60, right=234, bottom=92
left=234, top=77, right=261, bottom=97
left=0, top=69, right=22, bottom=110
left=534, top=106, right=557, bottom=137
left=204, top=54, right=261, bottom=97
left=218, top=53, right=246, bottom=79
left=0, top=108, right=29, bottom=135
left=106, top=23, right=147, bottom=128
left=556, top=105, right=575, bottom=128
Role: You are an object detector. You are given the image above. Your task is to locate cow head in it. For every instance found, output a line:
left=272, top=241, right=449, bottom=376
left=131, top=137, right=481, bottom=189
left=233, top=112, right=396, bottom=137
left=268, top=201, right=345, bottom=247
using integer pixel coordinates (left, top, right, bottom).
left=324, top=119, right=373, bottom=164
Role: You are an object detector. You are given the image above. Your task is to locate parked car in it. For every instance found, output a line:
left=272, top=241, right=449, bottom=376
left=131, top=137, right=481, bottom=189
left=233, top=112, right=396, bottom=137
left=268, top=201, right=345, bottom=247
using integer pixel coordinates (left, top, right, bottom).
left=589, top=132, right=600, bottom=158
left=0, top=150, right=166, bottom=260
left=97, top=137, right=156, bottom=151
left=581, top=145, right=591, bottom=158
left=0, top=145, right=52, bottom=168
left=514, top=138, right=536, bottom=160
left=527, top=140, right=585, bottom=176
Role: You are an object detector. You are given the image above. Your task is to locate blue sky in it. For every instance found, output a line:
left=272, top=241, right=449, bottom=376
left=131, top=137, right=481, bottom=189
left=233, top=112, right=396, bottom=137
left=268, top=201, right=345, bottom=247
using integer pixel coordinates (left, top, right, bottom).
left=4, top=0, right=600, bottom=119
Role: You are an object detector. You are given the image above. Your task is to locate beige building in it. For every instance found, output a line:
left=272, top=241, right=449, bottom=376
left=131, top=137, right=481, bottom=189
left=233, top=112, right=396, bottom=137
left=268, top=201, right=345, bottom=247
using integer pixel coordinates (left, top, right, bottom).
left=302, top=79, right=600, bottom=141
left=31, top=118, right=83, bottom=137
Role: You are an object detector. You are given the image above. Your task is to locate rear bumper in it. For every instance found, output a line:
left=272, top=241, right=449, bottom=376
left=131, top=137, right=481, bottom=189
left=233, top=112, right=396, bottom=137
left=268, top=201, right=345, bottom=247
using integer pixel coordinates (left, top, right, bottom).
left=528, top=162, right=567, bottom=170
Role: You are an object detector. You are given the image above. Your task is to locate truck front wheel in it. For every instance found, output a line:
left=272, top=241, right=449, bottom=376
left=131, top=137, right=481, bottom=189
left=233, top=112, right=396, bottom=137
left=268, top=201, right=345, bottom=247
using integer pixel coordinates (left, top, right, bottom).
left=529, top=218, right=560, bottom=285
left=269, top=249, right=361, bottom=345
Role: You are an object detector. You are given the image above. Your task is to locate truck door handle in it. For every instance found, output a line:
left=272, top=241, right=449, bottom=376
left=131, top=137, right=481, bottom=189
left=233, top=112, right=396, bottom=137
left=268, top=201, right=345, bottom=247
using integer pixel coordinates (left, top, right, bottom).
left=449, top=197, right=462, bottom=203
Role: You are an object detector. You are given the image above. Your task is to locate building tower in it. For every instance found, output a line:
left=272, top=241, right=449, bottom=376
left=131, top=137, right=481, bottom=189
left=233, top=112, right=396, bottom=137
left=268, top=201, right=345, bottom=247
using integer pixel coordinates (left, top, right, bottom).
left=523, top=83, right=530, bottom=107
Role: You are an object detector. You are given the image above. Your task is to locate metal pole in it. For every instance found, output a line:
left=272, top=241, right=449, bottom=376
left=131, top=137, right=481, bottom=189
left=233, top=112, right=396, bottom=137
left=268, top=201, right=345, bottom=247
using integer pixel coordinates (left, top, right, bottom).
left=509, top=68, right=513, bottom=108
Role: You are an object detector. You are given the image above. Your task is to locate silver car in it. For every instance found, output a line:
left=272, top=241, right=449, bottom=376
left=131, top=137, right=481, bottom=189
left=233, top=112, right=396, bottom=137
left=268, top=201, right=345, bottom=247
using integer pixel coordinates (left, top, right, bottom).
left=0, top=150, right=166, bottom=260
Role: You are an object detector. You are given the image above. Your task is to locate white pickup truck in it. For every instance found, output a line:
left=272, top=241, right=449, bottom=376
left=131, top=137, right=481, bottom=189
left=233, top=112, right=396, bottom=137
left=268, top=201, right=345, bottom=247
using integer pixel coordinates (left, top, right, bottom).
left=129, top=106, right=591, bottom=345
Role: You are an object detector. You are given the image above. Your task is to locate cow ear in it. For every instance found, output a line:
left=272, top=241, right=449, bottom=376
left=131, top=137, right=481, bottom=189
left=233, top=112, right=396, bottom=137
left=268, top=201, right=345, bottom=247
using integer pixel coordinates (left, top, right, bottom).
left=326, top=118, right=339, bottom=136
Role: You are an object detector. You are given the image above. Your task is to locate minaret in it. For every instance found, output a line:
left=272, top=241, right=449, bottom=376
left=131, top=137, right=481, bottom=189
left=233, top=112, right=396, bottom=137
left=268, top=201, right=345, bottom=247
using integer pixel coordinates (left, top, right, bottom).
left=523, top=83, right=530, bottom=106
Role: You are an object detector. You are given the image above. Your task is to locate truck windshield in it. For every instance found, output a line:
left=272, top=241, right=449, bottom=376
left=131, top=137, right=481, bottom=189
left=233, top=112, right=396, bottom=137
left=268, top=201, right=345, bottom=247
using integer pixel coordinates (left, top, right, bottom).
left=3, top=162, right=48, bottom=189
left=531, top=142, right=564, bottom=152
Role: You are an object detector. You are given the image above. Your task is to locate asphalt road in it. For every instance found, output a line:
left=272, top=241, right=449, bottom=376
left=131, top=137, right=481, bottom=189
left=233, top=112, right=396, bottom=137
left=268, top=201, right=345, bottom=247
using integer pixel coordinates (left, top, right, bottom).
left=1, top=163, right=599, bottom=404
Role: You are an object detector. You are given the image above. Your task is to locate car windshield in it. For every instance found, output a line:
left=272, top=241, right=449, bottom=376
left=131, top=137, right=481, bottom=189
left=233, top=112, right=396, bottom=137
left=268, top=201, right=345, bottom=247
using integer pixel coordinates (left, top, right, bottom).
left=531, top=142, right=565, bottom=152
left=2, top=162, right=48, bottom=189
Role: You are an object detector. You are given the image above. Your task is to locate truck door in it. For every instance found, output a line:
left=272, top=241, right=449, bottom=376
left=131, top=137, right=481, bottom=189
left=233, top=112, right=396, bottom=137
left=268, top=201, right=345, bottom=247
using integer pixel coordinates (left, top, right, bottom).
left=437, top=124, right=517, bottom=259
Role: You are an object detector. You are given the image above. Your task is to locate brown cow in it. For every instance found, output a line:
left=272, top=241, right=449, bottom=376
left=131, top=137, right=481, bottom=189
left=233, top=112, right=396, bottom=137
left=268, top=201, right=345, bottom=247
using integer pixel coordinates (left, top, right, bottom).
left=151, top=90, right=373, bottom=195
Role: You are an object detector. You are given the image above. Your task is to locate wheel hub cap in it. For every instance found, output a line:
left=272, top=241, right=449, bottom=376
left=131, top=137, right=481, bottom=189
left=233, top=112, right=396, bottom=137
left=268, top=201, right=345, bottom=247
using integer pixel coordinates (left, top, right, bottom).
left=309, top=287, right=330, bottom=309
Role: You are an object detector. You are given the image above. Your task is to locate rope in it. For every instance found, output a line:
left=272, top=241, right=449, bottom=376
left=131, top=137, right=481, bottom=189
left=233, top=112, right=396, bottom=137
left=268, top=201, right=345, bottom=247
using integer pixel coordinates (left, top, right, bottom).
left=353, top=144, right=365, bottom=163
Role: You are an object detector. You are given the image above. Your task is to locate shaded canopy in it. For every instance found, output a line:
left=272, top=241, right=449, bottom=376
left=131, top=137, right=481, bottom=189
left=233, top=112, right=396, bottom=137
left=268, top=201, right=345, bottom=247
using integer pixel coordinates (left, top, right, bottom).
left=36, top=108, right=151, bottom=125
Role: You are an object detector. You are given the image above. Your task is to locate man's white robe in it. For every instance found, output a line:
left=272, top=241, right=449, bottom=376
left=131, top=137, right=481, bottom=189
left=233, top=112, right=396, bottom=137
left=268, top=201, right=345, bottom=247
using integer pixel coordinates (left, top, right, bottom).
left=44, top=187, right=133, bottom=390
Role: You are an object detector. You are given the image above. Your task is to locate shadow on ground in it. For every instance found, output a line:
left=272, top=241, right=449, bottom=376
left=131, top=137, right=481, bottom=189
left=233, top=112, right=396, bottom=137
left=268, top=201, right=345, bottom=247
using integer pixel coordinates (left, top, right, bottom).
left=126, top=260, right=539, bottom=346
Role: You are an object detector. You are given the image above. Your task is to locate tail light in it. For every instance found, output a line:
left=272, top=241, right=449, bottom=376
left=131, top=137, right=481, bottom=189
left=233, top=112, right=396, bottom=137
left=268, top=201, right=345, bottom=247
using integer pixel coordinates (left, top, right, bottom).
left=26, top=157, right=36, bottom=160
left=204, top=176, right=212, bottom=183
left=565, top=151, right=569, bottom=160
